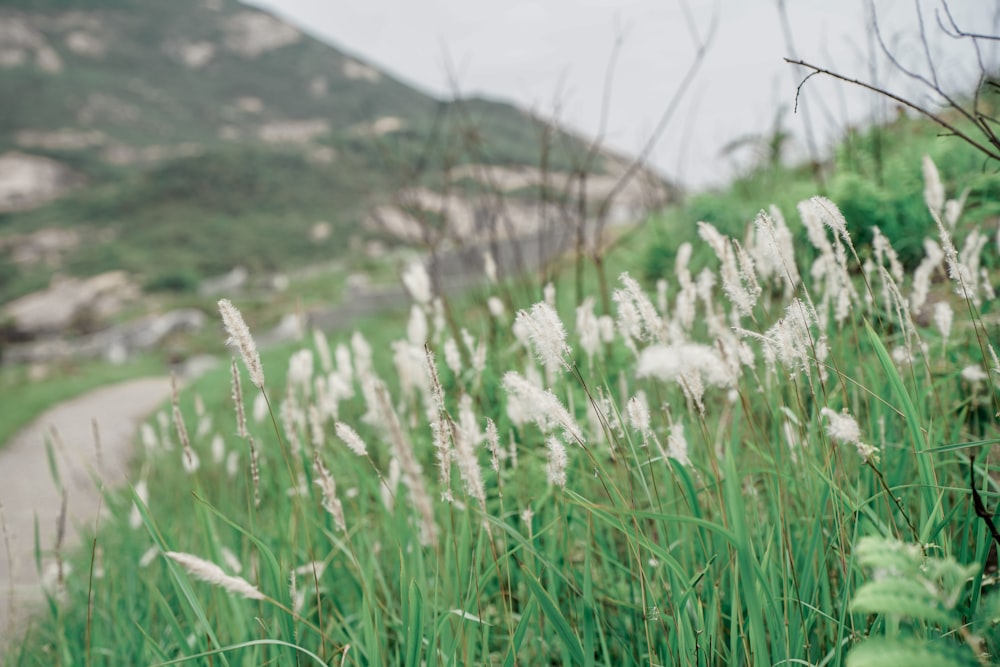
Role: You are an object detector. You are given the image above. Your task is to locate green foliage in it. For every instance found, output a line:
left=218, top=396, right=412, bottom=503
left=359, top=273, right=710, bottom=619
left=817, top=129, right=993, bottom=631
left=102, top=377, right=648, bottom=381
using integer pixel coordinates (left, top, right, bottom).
left=144, top=268, right=201, bottom=294
left=845, top=536, right=985, bottom=667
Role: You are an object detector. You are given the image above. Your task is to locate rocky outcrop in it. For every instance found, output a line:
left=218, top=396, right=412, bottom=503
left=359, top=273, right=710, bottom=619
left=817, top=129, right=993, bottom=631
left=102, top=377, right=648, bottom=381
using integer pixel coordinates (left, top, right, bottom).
left=257, top=119, right=329, bottom=144
left=0, top=228, right=82, bottom=268
left=0, top=152, right=82, bottom=212
left=0, top=15, right=62, bottom=72
left=2, top=309, right=207, bottom=365
left=222, top=11, right=300, bottom=58
left=2, top=271, right=138, bottom=338
left=342, top=59, right=380, bottom=82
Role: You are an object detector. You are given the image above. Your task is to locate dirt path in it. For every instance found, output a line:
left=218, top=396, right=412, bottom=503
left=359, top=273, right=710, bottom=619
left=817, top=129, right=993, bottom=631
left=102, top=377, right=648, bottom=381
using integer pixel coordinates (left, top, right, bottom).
left=0, top=376, right=173, bottom=652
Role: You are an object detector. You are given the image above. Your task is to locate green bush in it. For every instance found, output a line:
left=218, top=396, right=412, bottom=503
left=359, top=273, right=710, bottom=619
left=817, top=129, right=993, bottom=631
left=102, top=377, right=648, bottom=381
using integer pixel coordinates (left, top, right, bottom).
left=144, top=268, right=201, bottom=294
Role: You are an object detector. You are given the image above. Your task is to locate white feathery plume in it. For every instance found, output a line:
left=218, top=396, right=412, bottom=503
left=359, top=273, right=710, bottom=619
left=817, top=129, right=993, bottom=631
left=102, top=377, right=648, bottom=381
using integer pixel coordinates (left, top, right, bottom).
left=910, top=239, right=944, bottom=313
left=336, top=342, right=355, bottom=387
left=313, top=452, right=346, bottom=532
left=443, top=338, right=462, bottom=376
left=453, top=397, right=486, bottom=509
left=165, top=551, right=265, bottom=600
left=129, top=480, right=148, bottom=530
left=287, top=349, right=314, bottom=395
left=350, top=332, right=372, bottom=382
left=944, top=188, right=969, bottom=230
left=140, top=422, right=158, bottom=450
left=636, top=343, right=737, bottom=389
left=961, top=365, right=988, bottom=383
left=313, top=328, right=333, bottom=373
left=543, top=282, right=556, bottom=307
left=933, top=301, right=953, bottom=342
left=407, top=304, right=428, bottom=346
left=402, top=261, right=433, bottom=305
left=463, top=329, right=487, bottom=377
left=502, top=371, right=583, bottom=444
left=820, top=407, right=878, bottom=463
left=752, top=207, right=799, bottom=295
left=576, top=297, right=601, bottom=365
left=656, top=279, right=669, bottom=316
left=598, top=315, right=616, bottom=343
left=626, top=392, right=651, bottom=439
left=308, top=404, right=325, bottom=449
left=922, top=154, right=945, bottom=221
left=698, top=222, right=759, bottom=317
left=514, top=301, right=572, bottom=376
left=666, top=421, right=690, bottom=468
left=211, top=434, right=225, bottom=464
left=220, top=547, right=242, bottom=575
left=335, top=422, right=368, bottom=457
left=391, top=340, right=429, bottom=406
left=374, top=381, right=438, bottom=545
left=613, top=272, right=665, bottom=342
left=226, top=450, right=238, bottom=478
left=485, top=418, right=501, bottom=473
left=483, top=250, right=498, bottom=284
left=218, top=299, right=264, bottom=389
left=675, top=242, right=693, bottom=284
left=736, top=298, right=819, bottom=378
left=487, top=296, right=505, bottom=319
left=230, top=359, right=247, bottom=439
left=545, top=437, right=568, bottom=488
left=252, top=392, right=268, bottom=424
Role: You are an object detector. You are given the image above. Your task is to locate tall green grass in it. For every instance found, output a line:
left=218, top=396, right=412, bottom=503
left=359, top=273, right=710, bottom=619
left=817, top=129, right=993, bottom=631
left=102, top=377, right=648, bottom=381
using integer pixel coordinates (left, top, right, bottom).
left=8, top=157, right=1000, bottom=666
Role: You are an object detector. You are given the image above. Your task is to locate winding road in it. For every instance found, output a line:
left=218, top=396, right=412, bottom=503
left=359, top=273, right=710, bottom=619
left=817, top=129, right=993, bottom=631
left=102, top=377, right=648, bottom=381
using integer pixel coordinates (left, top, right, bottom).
left=0, top=376, right=173, bottom=653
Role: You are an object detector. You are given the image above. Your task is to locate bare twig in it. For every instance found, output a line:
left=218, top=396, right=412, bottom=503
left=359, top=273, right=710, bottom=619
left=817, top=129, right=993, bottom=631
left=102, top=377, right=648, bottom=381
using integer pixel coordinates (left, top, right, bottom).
left=786, top=57, right=1000, bottom=161
left=938, top=2, right=1000, bottom=42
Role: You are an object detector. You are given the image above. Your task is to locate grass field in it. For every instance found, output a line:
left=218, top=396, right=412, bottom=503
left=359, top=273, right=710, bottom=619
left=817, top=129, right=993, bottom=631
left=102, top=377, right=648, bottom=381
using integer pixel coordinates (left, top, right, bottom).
left=6, top=139, right=1000, bottom=666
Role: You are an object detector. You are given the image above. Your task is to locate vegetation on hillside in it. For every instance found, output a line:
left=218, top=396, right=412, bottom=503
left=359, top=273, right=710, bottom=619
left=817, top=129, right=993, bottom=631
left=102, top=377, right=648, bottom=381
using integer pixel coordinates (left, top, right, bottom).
left=0, top=0, right=606, bottom=305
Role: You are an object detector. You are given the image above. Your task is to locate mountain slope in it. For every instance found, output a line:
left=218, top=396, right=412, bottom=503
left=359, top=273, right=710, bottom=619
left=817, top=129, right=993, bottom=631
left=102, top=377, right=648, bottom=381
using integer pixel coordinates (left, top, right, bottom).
left=0, top=0, right=672, bottom=315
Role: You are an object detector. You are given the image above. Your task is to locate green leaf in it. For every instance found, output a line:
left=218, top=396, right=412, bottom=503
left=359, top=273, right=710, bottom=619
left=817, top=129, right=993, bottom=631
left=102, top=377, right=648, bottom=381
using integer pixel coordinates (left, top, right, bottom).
left=922, top=438, right=1000, bottom=454
left=520, top=568, right=586, bottom=665
left=502, top=598, right=538, bottom=667
left=846, top=638, right=980, bottom=667
left=403, top=580, right=424, bottom=667
left=865, top=322, right=943, bottom=536
left=851, top=579, right=957, bottom=627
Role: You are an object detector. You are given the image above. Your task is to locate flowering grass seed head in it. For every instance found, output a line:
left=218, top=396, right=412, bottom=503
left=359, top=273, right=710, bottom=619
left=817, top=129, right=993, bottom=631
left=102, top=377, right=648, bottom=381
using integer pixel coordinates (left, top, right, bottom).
left=166, top=551, right=265, bottom=600
left=515, top=301, right=572, bottom=375
left=218, top=299, right=265, bottom=389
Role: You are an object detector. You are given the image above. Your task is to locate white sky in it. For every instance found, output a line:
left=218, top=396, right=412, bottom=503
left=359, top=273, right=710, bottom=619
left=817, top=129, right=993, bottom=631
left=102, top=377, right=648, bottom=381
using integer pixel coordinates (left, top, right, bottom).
left=248, top=0, right=997, bottom=189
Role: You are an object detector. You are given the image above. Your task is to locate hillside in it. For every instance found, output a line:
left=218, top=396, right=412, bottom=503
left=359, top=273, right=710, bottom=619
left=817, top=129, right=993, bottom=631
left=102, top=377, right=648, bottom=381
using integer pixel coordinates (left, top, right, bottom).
left=0, top=0, right=673, bottom=311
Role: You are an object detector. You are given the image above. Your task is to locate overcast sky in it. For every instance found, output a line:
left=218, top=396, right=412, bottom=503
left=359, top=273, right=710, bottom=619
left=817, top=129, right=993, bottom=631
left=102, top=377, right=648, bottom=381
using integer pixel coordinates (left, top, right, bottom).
left=248, top=0, right=997, bottom=189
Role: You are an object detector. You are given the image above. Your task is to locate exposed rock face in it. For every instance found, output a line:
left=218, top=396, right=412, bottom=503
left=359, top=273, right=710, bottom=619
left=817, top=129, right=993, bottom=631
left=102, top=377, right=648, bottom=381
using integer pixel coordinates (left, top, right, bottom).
left=0, top=152, right=82, bottom=212
left=257, top=119, right=329, bottom=144
left=15, top=128, right=106, bottom=151
left=222, top=11, right=300, bottom=58
left=163, top=38, right=215, bottom=69
left=2, top=308, right=207, bottom=365
left=342, top=59, right=380, bottom=82
left=64, top=30, right=107, bottom=58
left=367, top=187, right=561, bottom=244
left=198, top=266, right=248, bottom=296
left=2, top=271, right=139, bottom=337
left=0, top=228, right=81, bottom=268
left=0, top=15, right=62, bottom=72
left=349, top=116, right=403, bottom=137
